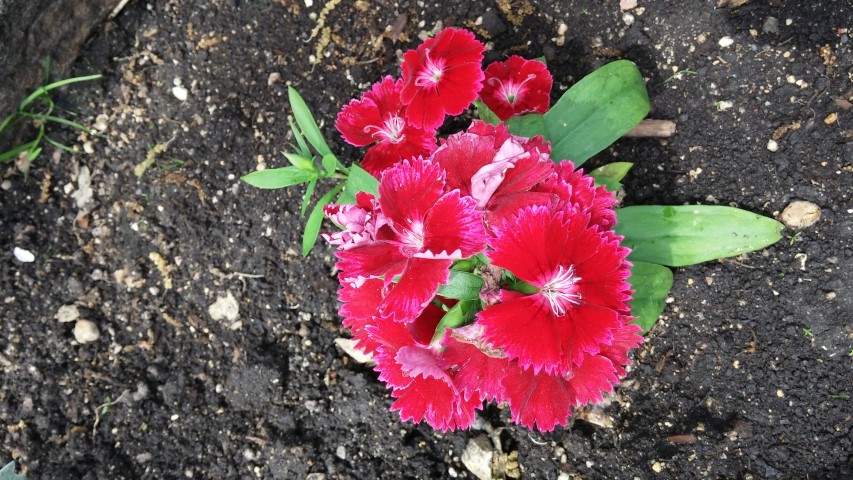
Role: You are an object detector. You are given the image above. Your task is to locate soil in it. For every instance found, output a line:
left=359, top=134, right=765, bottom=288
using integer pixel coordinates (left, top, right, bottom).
left=1, top=0, right=851, bottom=479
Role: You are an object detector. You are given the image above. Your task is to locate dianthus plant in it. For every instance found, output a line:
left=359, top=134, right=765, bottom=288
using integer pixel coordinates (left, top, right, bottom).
left=244, top=27, right=783, bottom=431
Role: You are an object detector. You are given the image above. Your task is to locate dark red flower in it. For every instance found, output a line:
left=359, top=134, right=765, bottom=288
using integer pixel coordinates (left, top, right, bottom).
left=400, top=28, right=485, bottom=130
left=480, top=56, right=552, bottom=121
left=477, top=205, right=632, bottom=375
left=335, top=76, right=437, bottom=176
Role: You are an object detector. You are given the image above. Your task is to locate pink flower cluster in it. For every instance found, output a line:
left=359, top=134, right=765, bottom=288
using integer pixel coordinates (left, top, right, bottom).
left=325, top=28, right=642, bottom=432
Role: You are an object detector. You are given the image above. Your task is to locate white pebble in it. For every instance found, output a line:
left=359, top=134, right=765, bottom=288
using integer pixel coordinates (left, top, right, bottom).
left=56, top=305, right=80, bottom=323
left=172, top=86, right=189, bottom=101
left=73, top=320, right=100, bottom=343
left=622, top=13, right=635, bottom=26
left=766, top=139, right=779, bottom=152
left=718, top=36, right=734, bottom=47
left=208, top=291, right=240, bottom=322
left=13, top=247, right=35, bottom=263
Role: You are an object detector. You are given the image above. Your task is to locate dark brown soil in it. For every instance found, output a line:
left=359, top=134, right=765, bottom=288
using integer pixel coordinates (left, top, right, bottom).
left=2, top=0, right=851, bottom=479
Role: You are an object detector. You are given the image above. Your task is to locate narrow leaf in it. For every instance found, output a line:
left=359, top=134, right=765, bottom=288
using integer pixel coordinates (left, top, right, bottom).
left=301, top=179, right=317, bottom=216
left=283, top=152, right=317, bottom=171
left=288, top=87, right=332, bottom=157
left=432, top=300, right=477, bottom=344
left=241, top=166, right=316, bottom=189
left=627, top=261, right=673, bottom=332
left=436, top=271, right=484, bottom=301
left=19, top=74, right=102, bottom=110
left=337, top=164, right=379, bottom=204
left=303, top=183, right=344, bottom=256
left=505, top=113, right=546, bottom=138
left=616, top=205, right=784, bottom=267
left=589, top=162, right=633, bottom=181
left=543, top=60, right=649, bottom=166
left=289, top=118, right=311, bottom=158
left=0, top=139, right=39, bottom=163
left=321, top=153, right=337, bottom=176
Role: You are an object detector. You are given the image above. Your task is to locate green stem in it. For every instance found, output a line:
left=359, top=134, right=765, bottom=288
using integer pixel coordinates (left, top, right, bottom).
left=508, top=280, right=539, bottom=295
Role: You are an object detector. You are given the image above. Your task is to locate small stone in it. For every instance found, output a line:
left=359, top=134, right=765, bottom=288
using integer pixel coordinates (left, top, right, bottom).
left=267, top=72, right=281, bottom=87
left=779, top=200, right=821, bottom=229
left=172, top=86, right=189, bottom=101
left=620, top=0, right=638, bottom=10
left=652, top=461, right=663, bottom=473
left=335, top=445, right=346, bottom=460
left=763, top=16, right=779, bottom=34
left=461, top=435, right=494, bottom=480
left=716, top=100, right=733, bottom=111
left=622, top=13, right=635, bottom=26
left=13, top=247, right=35, bottom=263
left=776, top=389, right=785, bottom=398
left=766, top=139, right=779, bottom=152
left=209, top=292, right=239, bottom=322
left=93, top=114, right=109, bottom=132
left=718, top=36, right=734, bottom=47
left=73, top=319, right=100, bottom=343
left=56, top=305, right=80, bottom=323
left=823, top=112, right=838, bottom=125
left=1, top=180, right=11, bottom=190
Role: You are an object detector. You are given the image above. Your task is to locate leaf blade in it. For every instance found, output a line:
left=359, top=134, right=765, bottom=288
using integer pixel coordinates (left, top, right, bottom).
left=627, top=261, right=673, bottom=332
left=241, top=166, right=316, bottom=189
left=302, top=183, right=345, bottom=256
left=543, top=60, right=649, bottom=166
left=616, top=205, right=784, bottom=266
left=288, top=87, right=332, bottom=157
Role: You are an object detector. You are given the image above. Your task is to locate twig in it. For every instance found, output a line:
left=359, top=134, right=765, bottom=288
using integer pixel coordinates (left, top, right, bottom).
left=108, top=0, right=132, bottom=19
left=92, top=390, right=130, bottom=437
left=624, top=119, right=677, bottom=138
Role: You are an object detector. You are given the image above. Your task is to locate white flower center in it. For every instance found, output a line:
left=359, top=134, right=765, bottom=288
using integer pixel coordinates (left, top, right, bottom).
left=365, top=115, right=406, bottom=144
left=489, top=73, right=537, bottom=105
left=541, top=265, right=581, bottom=317
left=414, top=51, right=445, bottom=88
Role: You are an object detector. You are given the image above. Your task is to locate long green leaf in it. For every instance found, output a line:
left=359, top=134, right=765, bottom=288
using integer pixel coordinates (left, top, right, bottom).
left=0, top=139, right=39, bottom=163
left=590, top=162, right=633, bottom=181
left=289, top=118, right=311, bottom=158
left=337, top=164, right=379, bottom=204
left=301, top=179, right=317, bottom=216
left=19, top=74, right=102, bottom=110
left=543, top=60, right=649, bottom=166
left=436, top=271, right=484, bottom=301
left=627, top=261, right=673, bottom=332
left=303, top=183, right=344, bottom=256
left=616, top=205, right=784, bottom=267
left=473, top=99, right=501, bottom=125
left=241, top=166, right=316, bottom=189
left=288, top=87, right=332, bottom=157
left=505, top=113, right=546, bottom=138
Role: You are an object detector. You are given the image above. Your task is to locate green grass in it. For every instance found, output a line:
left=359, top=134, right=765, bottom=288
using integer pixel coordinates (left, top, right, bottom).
left=0, top=58, right=101, bottom=164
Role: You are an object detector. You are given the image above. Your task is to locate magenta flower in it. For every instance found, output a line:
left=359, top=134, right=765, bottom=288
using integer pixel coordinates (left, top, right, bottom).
left=335, top=158, right=486, bottom=320
left=400, top=27, right=485, bottom=130
left=477, top=205, right=633, bottom=375
left=323, top=192, right=388, bottom=250
left=480, top=56, right=552, bottom=121
left=335, top=76, right=437, bottom=176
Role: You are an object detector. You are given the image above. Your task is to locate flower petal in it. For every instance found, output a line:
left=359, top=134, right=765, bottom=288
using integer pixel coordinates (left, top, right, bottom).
left=378, top=158, right=446, bottom=227
left=422, top=190, right=486, bottom=259
left=441, top=335, right=508, bottom=403
left=502, top=363, right=573, bottom=432
left=380, top=257, right=452, bottom=320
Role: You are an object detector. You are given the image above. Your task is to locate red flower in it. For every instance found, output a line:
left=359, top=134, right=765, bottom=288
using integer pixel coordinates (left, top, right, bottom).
left=400, top=28, right=485, bottom=130
left=430, top=121, right=554, bottom=227
left=334, top=158, right=486, bottom=320
left=336, top=76, right=437, bottom=176
left=477, top=205, right=632, bottom=375
left=480, top=56, right=552, bottom=121
left=367, top=316, right=482, bottom=431
left=534, top=161, right=618, bottom=230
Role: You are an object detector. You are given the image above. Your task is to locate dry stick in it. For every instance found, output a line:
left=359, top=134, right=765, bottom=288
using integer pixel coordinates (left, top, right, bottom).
left=623, top=119, right=677, bottom=138
left=108, top=0, right=132, bottom=19
left=92, top=390, right=130, bottom=437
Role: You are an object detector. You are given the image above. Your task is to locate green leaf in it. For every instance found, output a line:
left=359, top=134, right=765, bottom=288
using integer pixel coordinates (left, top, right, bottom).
left=436, top=271, right=484, bottom=300
left=431, top=300, right=477, bottom=344
left=19, top=73, right=101, bottom=110
left=288, top=87, right=332, bottom=157
left=473, top=99, right=501, bottom=125
left=283, top=152, right=317, bottom=171
left=543, top=60, right=649, bottom=166
left=289, top=118, right=311, bottom=158
left=0, top=139, right=39, bottom=163
left=337, top=164, right=379, bottom=204
left=321, top=153, right=337, bottom=176
left=0, top=461, right=26, bottom=480
left=616, top=205, right=784, bottom=267
left=590, top=162, right=633, bottom=182
left=241, top=166, right=316, bottom=189
left=303, top=183, right=344, bottom=256
left=505, top=113, right=546, bottom=138
left=627, top=261, right=673, bottom=332
left=301, top=179, right=317, bottom=216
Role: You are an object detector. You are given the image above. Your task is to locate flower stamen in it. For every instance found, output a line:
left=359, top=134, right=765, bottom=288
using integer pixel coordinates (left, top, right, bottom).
left=364, top=115, right=407, bottom=144
left=414, top=50, right=446, bottom=88
left=541, top=265, right=581, bottom=317
left=489, top=73, right=537, bottom=105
